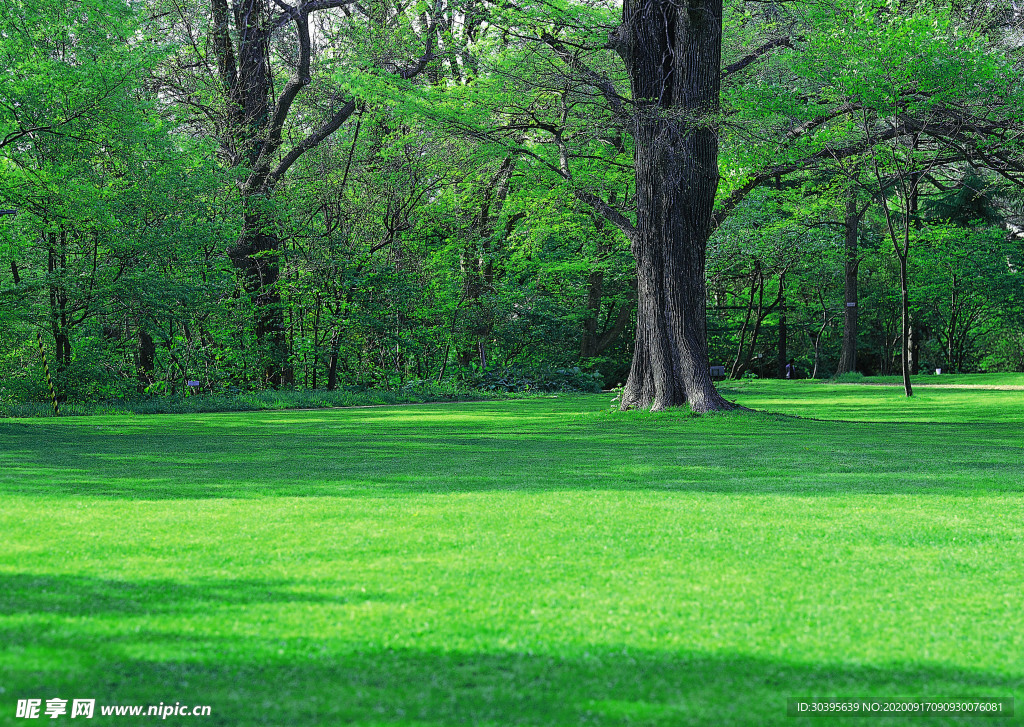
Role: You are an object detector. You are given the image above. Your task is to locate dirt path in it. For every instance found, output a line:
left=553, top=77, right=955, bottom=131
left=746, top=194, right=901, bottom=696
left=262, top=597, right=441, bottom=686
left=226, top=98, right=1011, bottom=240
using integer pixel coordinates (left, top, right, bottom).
left=842, top=383, right=1024, bottom=391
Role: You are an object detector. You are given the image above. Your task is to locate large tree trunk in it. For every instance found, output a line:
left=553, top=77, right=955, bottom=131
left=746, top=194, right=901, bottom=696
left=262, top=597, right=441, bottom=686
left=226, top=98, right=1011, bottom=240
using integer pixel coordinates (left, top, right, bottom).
left=614, top=0, right=736, bottom=412
left=214, top=0, right=293, bottom=386
left=210, top=0, right=368, bottom=388
left=837, top=198, right=862, bottom=374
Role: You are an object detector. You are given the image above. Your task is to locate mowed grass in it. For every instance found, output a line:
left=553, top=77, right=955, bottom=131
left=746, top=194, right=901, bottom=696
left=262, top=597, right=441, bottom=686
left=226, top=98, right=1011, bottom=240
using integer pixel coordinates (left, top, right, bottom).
left=720, top=376, right=1024, bottom=423
left=851, top=372, right=1024, bottom=387
left=1, top=379, right=1023, bottom=726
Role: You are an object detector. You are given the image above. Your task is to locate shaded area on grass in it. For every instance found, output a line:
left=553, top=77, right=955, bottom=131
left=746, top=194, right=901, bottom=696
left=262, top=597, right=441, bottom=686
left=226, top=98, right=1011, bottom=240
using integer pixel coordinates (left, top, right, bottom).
left=2, top=623, right=1020, bottom=726
left=0, top=572, right=393, bottom=617
left=0, top=400, right=1021, bottom=499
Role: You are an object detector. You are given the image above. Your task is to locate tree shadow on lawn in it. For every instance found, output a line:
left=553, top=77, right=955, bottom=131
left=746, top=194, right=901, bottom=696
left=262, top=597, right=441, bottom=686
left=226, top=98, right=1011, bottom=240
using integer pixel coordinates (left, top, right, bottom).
left=1, top=624, right=1019, bottom=726
left=1, top=415, right=1022, bottom=499
left=0, top=572, right=394, bottom=619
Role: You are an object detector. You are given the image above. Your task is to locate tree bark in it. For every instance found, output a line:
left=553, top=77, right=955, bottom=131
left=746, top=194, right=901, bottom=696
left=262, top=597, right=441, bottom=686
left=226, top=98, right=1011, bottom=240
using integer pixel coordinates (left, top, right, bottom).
left=613, top=0, right=736, bottom=412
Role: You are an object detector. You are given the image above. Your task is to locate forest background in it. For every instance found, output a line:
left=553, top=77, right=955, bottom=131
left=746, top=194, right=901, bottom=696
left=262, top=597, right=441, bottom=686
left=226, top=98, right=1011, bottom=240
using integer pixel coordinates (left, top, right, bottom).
left=3, top=0, right=1024, bottom=407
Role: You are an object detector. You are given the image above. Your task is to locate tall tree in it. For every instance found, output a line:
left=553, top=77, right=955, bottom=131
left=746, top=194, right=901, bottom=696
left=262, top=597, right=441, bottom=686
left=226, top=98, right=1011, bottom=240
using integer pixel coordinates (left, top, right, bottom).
left=195, top=0, right=435, bottom=385
left=604, top=0, right=736, bottom=411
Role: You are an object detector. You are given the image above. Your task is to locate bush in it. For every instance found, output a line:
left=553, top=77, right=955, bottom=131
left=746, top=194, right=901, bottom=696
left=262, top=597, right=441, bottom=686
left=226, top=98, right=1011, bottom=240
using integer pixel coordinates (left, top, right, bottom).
left=460, top=366, right=604, bottom=393
left=0, top=372, right=609, bottom=419
left=0, top=383, right=494, bottom=418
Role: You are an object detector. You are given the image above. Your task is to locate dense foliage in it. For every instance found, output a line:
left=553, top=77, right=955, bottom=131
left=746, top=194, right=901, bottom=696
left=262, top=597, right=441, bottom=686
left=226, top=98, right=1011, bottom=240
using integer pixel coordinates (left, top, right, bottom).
left=3, top=0, right=1024, bottom=408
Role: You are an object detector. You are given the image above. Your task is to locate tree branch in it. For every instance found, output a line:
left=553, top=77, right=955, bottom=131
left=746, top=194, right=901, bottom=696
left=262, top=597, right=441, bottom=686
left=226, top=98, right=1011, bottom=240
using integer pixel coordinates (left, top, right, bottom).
left=253, top=5, right=313, bottom=175
left=269, top=100, right=358, bottom=186
left=713, top=119, right=908, bottom=230
left=210, top=0, right=241, bottom=123
left=541, top=32, right=629, bottom=121
left=267, top=0, right=358, bottom=33
left=723, top=37, right=793, bottom=78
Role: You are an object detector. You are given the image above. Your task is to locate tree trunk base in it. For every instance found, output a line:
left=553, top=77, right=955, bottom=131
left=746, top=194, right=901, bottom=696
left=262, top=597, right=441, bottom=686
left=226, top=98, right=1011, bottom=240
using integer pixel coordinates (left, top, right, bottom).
left=618, top=370, right=743, bottom=413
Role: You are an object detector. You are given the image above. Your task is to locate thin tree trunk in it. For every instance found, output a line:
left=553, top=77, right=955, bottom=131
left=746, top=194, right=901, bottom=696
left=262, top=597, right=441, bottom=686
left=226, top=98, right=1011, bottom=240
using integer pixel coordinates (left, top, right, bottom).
left=47, top=233, right=72, bottom=369
left=326, top=332, right=341, bottom=391
left=138, top=329, right=156, bottom=393
left=837, top=197, right=863, bottom=374
left=811, top=314, right=831, bottom=379
left=436, top=342, right=451, bottom=384
left=776, top=272, right=786, bottom=378
left=580, top=266, right=604, bottom=360
left=730, top=271, right=758, bottom=378
left=948, top=283, right=959, bottom=372
left=899, top=255, right=913, bottom=396
left=870, top=144, right=913, bottom=397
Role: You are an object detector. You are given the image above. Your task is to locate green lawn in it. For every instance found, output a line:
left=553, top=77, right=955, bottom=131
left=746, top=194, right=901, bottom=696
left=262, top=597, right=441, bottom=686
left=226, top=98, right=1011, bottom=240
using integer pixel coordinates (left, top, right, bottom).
left=843, top=372, right=1024, bottom=387
left=1, top=380, right=1023, bottom=725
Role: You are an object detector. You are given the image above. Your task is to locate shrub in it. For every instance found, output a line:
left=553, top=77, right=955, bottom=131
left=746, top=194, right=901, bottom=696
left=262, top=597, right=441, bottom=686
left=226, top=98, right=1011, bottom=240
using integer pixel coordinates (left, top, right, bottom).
left=460, top=366, right=604, bottom=393
left=831, top=371, right=866, bottom=383
left=0, top=384, right=496, bottom=418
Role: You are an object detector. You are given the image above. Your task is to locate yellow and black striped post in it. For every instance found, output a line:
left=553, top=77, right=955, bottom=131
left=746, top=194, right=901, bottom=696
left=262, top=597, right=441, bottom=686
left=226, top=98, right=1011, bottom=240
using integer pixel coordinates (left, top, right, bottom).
left=36, top=331, right=59, bottom=416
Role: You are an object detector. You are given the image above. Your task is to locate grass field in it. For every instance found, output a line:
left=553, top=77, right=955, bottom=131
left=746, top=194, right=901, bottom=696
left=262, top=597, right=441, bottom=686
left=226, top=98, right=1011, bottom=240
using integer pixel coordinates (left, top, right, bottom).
left=1, top=378, right=1023, bottom=725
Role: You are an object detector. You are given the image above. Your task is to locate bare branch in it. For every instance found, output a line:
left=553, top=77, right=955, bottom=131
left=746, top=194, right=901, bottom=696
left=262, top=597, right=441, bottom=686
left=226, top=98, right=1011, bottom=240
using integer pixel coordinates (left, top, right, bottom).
left=267, top=0, right=357, bottom=33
